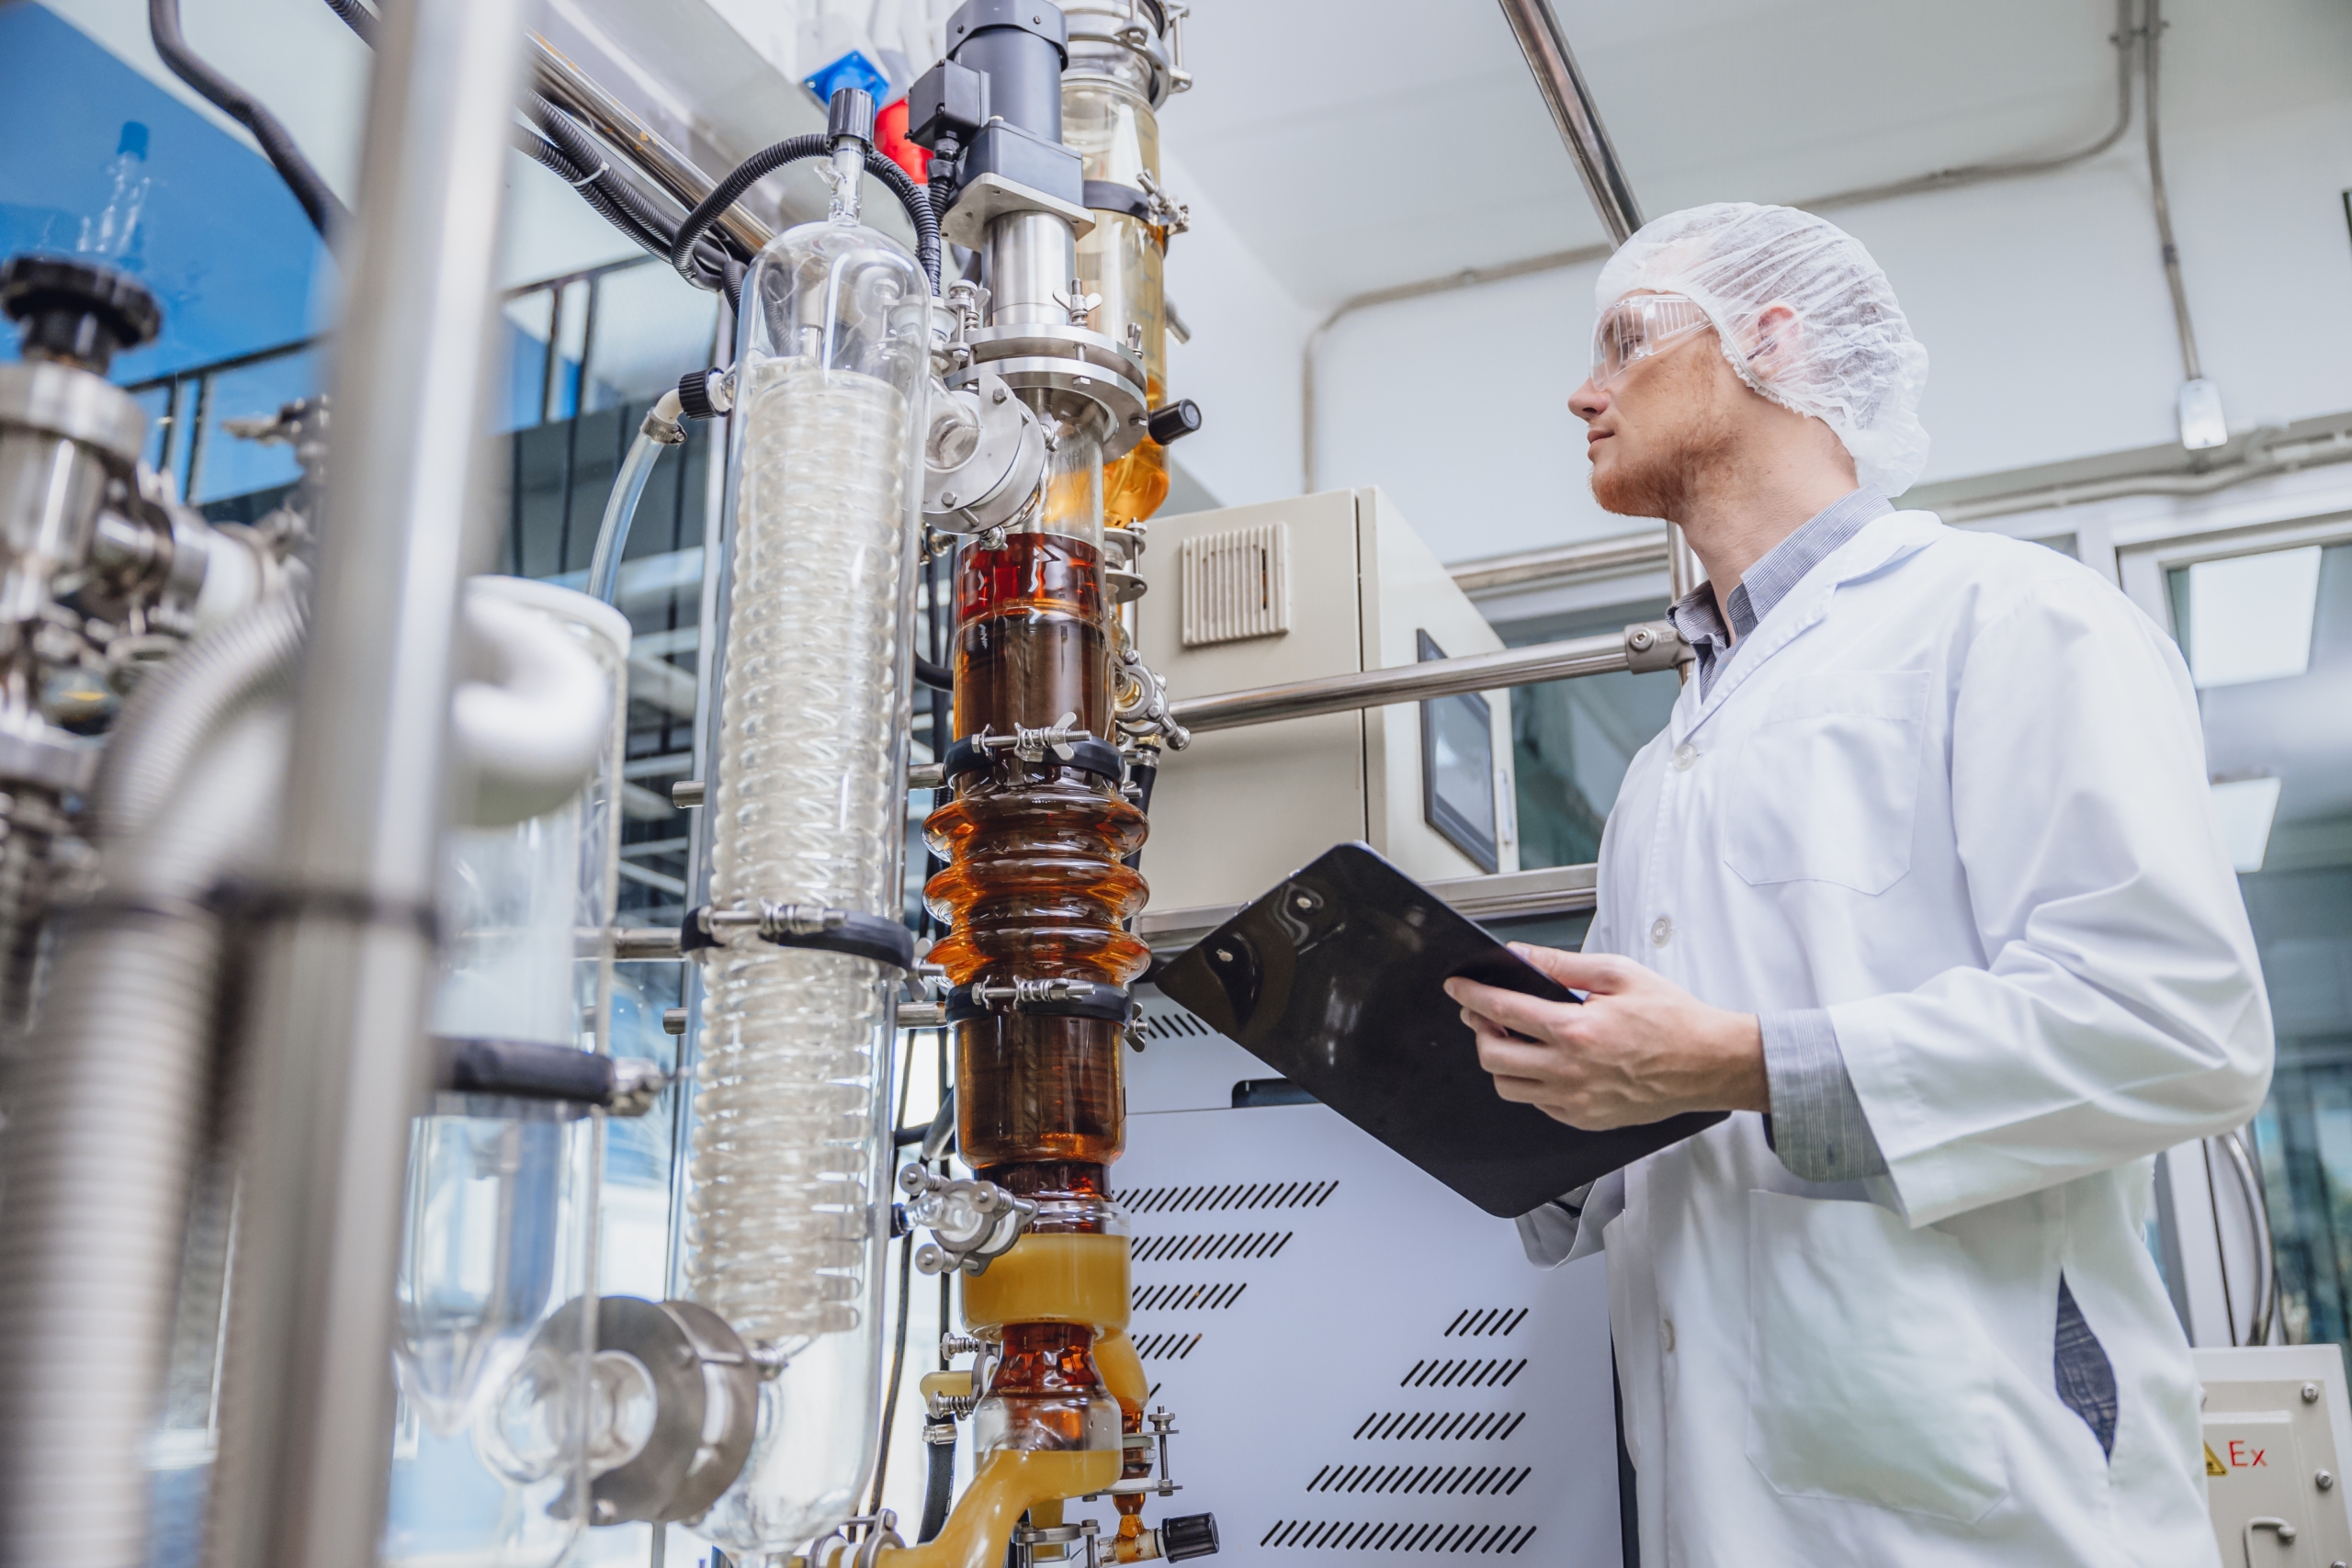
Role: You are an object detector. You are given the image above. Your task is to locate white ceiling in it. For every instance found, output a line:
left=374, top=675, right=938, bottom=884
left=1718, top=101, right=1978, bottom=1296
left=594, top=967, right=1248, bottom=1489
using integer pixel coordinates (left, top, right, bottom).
left=1168, top=0, right=2123, bottom=310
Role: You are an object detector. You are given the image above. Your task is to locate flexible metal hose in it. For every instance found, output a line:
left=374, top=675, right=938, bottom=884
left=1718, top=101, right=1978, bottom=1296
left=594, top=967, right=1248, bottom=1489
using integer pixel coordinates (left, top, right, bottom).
left=0, top=594, right=302, bottom=1567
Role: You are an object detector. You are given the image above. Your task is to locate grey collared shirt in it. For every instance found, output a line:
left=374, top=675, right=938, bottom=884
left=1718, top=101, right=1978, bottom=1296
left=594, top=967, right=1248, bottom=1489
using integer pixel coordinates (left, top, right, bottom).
left=1667, top=487, right=1894, bottom=1183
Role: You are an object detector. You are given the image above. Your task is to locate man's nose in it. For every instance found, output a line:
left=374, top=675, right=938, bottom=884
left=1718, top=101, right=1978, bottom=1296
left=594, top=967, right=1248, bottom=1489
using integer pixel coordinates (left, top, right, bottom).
left=1568, top=378, right=1608, bottom=422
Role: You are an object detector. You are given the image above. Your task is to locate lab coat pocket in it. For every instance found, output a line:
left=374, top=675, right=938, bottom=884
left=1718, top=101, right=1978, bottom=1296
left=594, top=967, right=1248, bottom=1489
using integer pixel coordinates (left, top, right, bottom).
left=1746, top=1190, right=2008, bottom=1522
left=1723, top=670, right=1928, bottom=894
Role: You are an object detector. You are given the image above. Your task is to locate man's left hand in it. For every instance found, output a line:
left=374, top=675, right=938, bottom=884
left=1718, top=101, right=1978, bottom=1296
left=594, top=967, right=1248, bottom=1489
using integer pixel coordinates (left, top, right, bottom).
left=1445, top=944, right=1770, bottom=1130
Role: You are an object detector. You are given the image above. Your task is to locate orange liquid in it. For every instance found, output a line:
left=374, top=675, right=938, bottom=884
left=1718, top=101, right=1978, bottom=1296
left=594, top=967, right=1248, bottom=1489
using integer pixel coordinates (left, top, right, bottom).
left=1102, top=373, right=1170, bottom=528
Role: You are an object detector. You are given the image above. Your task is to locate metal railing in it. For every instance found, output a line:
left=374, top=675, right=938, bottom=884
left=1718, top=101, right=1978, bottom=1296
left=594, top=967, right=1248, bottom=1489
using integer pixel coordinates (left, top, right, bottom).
left=122, top=252, right=678, bottom=504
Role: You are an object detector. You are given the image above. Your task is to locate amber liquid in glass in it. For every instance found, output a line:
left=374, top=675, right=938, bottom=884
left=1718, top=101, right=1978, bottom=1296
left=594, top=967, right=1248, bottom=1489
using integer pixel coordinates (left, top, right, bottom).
left=1102, top=373, right=1170, bottom=528
left=926, top=531, right=1148, bottom=1199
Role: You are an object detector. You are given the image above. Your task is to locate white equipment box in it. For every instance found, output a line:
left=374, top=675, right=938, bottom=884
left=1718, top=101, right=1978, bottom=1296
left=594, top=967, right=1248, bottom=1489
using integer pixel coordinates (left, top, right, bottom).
left=1138, top=488, right=1519, bottom=915
left=1060, top=995, right=1623, bottom=1566
left=2195, top=1346, right=2352, bottom=1566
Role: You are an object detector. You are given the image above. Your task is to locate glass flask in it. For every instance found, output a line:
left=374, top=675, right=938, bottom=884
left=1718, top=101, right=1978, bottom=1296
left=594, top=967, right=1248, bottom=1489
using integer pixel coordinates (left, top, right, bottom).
left=1065, top=70, right=1171, bottom=529
left=384, top=578, right=629, bottom=1568
left=687, top=201, right=929, bottom=1554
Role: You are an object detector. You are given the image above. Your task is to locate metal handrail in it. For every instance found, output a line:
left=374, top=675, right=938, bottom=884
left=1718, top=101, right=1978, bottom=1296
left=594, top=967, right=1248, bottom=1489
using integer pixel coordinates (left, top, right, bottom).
left=1167, top=622, right=1683, bottom=735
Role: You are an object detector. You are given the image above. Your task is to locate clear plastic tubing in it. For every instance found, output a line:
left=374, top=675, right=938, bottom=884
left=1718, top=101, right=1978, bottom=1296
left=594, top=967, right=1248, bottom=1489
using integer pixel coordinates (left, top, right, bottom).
left=687, top=193, right=931, bottom=1553
left=586, top=389, right=684, bottom=605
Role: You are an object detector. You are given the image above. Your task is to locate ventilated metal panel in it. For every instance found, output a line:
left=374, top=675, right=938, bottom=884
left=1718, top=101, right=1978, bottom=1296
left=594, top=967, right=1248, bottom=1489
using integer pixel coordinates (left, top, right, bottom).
left=1180, top=522, right=1291, bottom=647
left=1070, top=999, right=1622, bottom=1566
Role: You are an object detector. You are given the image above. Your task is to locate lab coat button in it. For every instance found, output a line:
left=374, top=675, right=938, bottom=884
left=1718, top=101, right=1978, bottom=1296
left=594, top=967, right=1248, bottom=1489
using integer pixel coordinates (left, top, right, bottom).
left=1650, top=916, right=1673, bottom=946
left=1672, top=743, right=1698, bottom=771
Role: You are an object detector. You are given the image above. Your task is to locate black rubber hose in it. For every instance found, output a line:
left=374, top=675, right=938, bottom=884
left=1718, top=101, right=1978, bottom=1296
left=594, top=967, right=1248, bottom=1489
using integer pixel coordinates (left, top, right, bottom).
left=668, top=134, right=825, bottom=284
left=321, top=0, right=375, bottom=44
left=914, top=657, right=953, bottom=693
left=917, top=1418, right=956, bottom=1542
left=151, top=0, right=346, bottom=238
left=672, top=137, right=943, bottom=295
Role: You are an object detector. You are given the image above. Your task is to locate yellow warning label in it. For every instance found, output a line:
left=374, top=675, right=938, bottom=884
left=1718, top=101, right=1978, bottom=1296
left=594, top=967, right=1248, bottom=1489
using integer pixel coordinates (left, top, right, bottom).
left=2206, top=1443, right=2229, bottom=1477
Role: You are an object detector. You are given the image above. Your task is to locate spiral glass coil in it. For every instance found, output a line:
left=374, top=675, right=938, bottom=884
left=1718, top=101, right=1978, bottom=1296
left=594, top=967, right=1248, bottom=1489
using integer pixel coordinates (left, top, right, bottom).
left=689, top=217, right=928, bottom=1552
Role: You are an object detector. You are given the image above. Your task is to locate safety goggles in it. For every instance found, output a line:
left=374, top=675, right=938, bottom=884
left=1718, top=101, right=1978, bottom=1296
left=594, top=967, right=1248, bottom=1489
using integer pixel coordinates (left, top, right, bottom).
left=1589, top=293, right=1714, bottom=389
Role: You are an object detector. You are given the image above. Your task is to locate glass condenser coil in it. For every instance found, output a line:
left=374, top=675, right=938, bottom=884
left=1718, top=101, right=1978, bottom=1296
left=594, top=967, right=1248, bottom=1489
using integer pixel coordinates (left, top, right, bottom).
left=687, top=211, right=929, bottom=1552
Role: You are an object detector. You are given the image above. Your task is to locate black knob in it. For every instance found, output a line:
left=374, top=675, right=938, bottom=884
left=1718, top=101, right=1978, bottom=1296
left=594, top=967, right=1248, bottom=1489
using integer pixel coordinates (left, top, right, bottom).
left=1, top=253, right=161, bottom=373
left=677, top=367, right=720, bottom=422
left=1159, top=1513, right=1219, bottom=1561
left=828, top=86, right=876, bottom=150
left=1145, top=399, right=1202, bottom=446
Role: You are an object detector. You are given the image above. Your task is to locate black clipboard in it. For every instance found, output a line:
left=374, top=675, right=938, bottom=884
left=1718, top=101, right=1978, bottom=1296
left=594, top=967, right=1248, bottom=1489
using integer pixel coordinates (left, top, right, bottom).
left=1153, top=842, right=1724, bottom=1218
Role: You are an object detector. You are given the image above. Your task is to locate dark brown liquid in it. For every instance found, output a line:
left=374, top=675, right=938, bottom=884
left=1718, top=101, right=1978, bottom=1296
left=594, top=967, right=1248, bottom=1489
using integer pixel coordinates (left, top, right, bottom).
left=933, top=530, right=1143, bottom=1263
left=958, top=1016, right=1125, bottom=1176
left=986, top=1322, right=1112, bottom=1443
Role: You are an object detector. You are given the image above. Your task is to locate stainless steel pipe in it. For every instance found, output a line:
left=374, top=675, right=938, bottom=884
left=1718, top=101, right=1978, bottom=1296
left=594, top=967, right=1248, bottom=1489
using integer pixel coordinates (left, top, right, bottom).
left=1494, top=0, right=1644, bottom=245
left=1168, top=623, right=1683, bottom=735
left=202, top=2, right=529, bottom=1564
left=527, top=34, right=775, bottom=259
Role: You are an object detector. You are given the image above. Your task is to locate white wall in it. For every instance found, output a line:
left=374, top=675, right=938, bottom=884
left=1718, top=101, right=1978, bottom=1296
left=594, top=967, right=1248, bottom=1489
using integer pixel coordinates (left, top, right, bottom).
left=1157, top=146, right=1321, bottom=512
left=1304, top=0, right=2352, bottom=563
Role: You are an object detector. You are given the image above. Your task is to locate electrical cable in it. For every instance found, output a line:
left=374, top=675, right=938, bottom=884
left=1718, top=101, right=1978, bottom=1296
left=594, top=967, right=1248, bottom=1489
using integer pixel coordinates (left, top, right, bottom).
left=865, top=1021, right=926, bottom=1520
left=672, top=136, right=943, bottom=295
left=150, top=0, right=348, bottom=238
left=2141, top=0, right=2205, bottom=383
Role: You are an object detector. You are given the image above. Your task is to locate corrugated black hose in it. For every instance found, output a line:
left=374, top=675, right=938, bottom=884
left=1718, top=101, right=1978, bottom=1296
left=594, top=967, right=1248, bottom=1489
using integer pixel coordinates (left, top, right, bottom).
left=670, top=136, right=942, bottom=295
left=150, top=0, right=347, bottom=238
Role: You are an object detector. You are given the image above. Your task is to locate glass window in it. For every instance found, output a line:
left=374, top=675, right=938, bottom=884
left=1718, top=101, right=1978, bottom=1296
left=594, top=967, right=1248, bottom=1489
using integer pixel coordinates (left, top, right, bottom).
left=2169, top=540, right=2352, bottom=1350
left=1493, top=597, right=1680, bottom=870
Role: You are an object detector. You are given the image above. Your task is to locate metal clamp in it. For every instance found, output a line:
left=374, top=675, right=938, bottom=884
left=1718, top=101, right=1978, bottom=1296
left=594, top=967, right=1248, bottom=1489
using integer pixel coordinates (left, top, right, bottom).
left=923, top=369, right=1048, bottom=536
left=809, top=1511, right=908, bottom=1568
left=1622, top=618, right=1691, bottom=674
left=1114, top=647, right=1190, bottom=751
left=943, top=728, right=1124, bottom=786
left=901, top=1164, right=1036, bottom=1276
left=684, top=901, right=917, bottom=970
left=945, top=977, right=1136, bottom=1025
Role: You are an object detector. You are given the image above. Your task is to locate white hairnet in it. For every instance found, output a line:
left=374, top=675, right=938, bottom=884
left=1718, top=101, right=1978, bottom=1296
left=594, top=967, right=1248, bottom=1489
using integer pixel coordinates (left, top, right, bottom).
left=1595, top=202, right=1930, bottom=496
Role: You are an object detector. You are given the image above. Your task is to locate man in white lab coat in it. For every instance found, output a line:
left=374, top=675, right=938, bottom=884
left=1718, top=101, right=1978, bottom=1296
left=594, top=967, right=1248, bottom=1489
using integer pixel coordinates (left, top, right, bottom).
left=1445, top=203, right=2272, bottom=1565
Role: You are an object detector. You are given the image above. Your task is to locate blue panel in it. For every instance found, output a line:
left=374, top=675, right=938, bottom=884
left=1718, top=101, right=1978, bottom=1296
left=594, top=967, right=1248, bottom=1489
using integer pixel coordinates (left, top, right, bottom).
left=0, top=5, right=329, bottom=382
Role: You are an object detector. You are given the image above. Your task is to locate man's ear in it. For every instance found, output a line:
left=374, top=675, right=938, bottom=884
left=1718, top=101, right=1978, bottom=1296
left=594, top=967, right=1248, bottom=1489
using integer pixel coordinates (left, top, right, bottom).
left=1742, top=302, right=1801, bottom=384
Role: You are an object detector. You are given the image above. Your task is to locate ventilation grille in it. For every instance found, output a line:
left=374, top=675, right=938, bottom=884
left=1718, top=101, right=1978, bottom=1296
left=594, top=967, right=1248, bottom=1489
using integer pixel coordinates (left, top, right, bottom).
left=1260, top=1521, right=1539, bottom=1554
left=1132, top=1331, right=1205, bottom=1360
left=1133, top=1281, right=1248, bottom=1311
left=1133, top=1230, right=1294, bottom=1263
left=1351, top=1412, right=1529, bottom=1442
left=1400, top=1359, right=1527, bottom=1390
left=1121, top=1180, right=1340, bottom=1213
left=1306, top=1465, right=1533, bottom=1498
left=1135, top=1010, right=1214, bottom=1041
left=1442, top=1309, right=1528, bottom=1338
left=1180, top=522, right=1290, bottom=647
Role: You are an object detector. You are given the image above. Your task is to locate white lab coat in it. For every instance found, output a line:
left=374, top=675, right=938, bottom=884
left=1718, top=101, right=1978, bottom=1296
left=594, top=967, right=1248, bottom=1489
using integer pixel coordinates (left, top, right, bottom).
left=1544, top=510, right=2270, bottom=1565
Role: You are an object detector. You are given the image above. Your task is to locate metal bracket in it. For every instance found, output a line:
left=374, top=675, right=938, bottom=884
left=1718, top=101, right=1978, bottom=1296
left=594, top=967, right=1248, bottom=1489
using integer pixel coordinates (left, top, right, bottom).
left=1013, top=1518, right=1102, bottom=1568
left=980, top=711, right=1084, bottom=762
left=945, top=977, right=1136, bottom=1025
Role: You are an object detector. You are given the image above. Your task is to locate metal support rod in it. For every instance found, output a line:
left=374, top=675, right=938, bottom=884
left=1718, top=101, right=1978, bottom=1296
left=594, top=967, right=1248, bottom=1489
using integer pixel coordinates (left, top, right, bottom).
left=1168, top=625, right=1684, bottom=735
left=201, top=1, right=529, bottom=1563
left=1494, top=0, right=1643, bottom=245
left=527, top=34, right=775, bottom=259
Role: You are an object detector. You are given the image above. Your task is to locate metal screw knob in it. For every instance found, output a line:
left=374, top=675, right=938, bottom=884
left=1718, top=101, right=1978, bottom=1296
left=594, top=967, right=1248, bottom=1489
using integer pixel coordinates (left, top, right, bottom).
left=2304, top=1381, right=2323, bottom=1403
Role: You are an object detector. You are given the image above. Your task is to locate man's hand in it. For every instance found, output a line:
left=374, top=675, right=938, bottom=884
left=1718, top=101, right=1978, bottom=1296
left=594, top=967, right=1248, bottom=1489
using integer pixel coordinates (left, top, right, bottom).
left=1444, top=944, right=1769, bottom=1130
